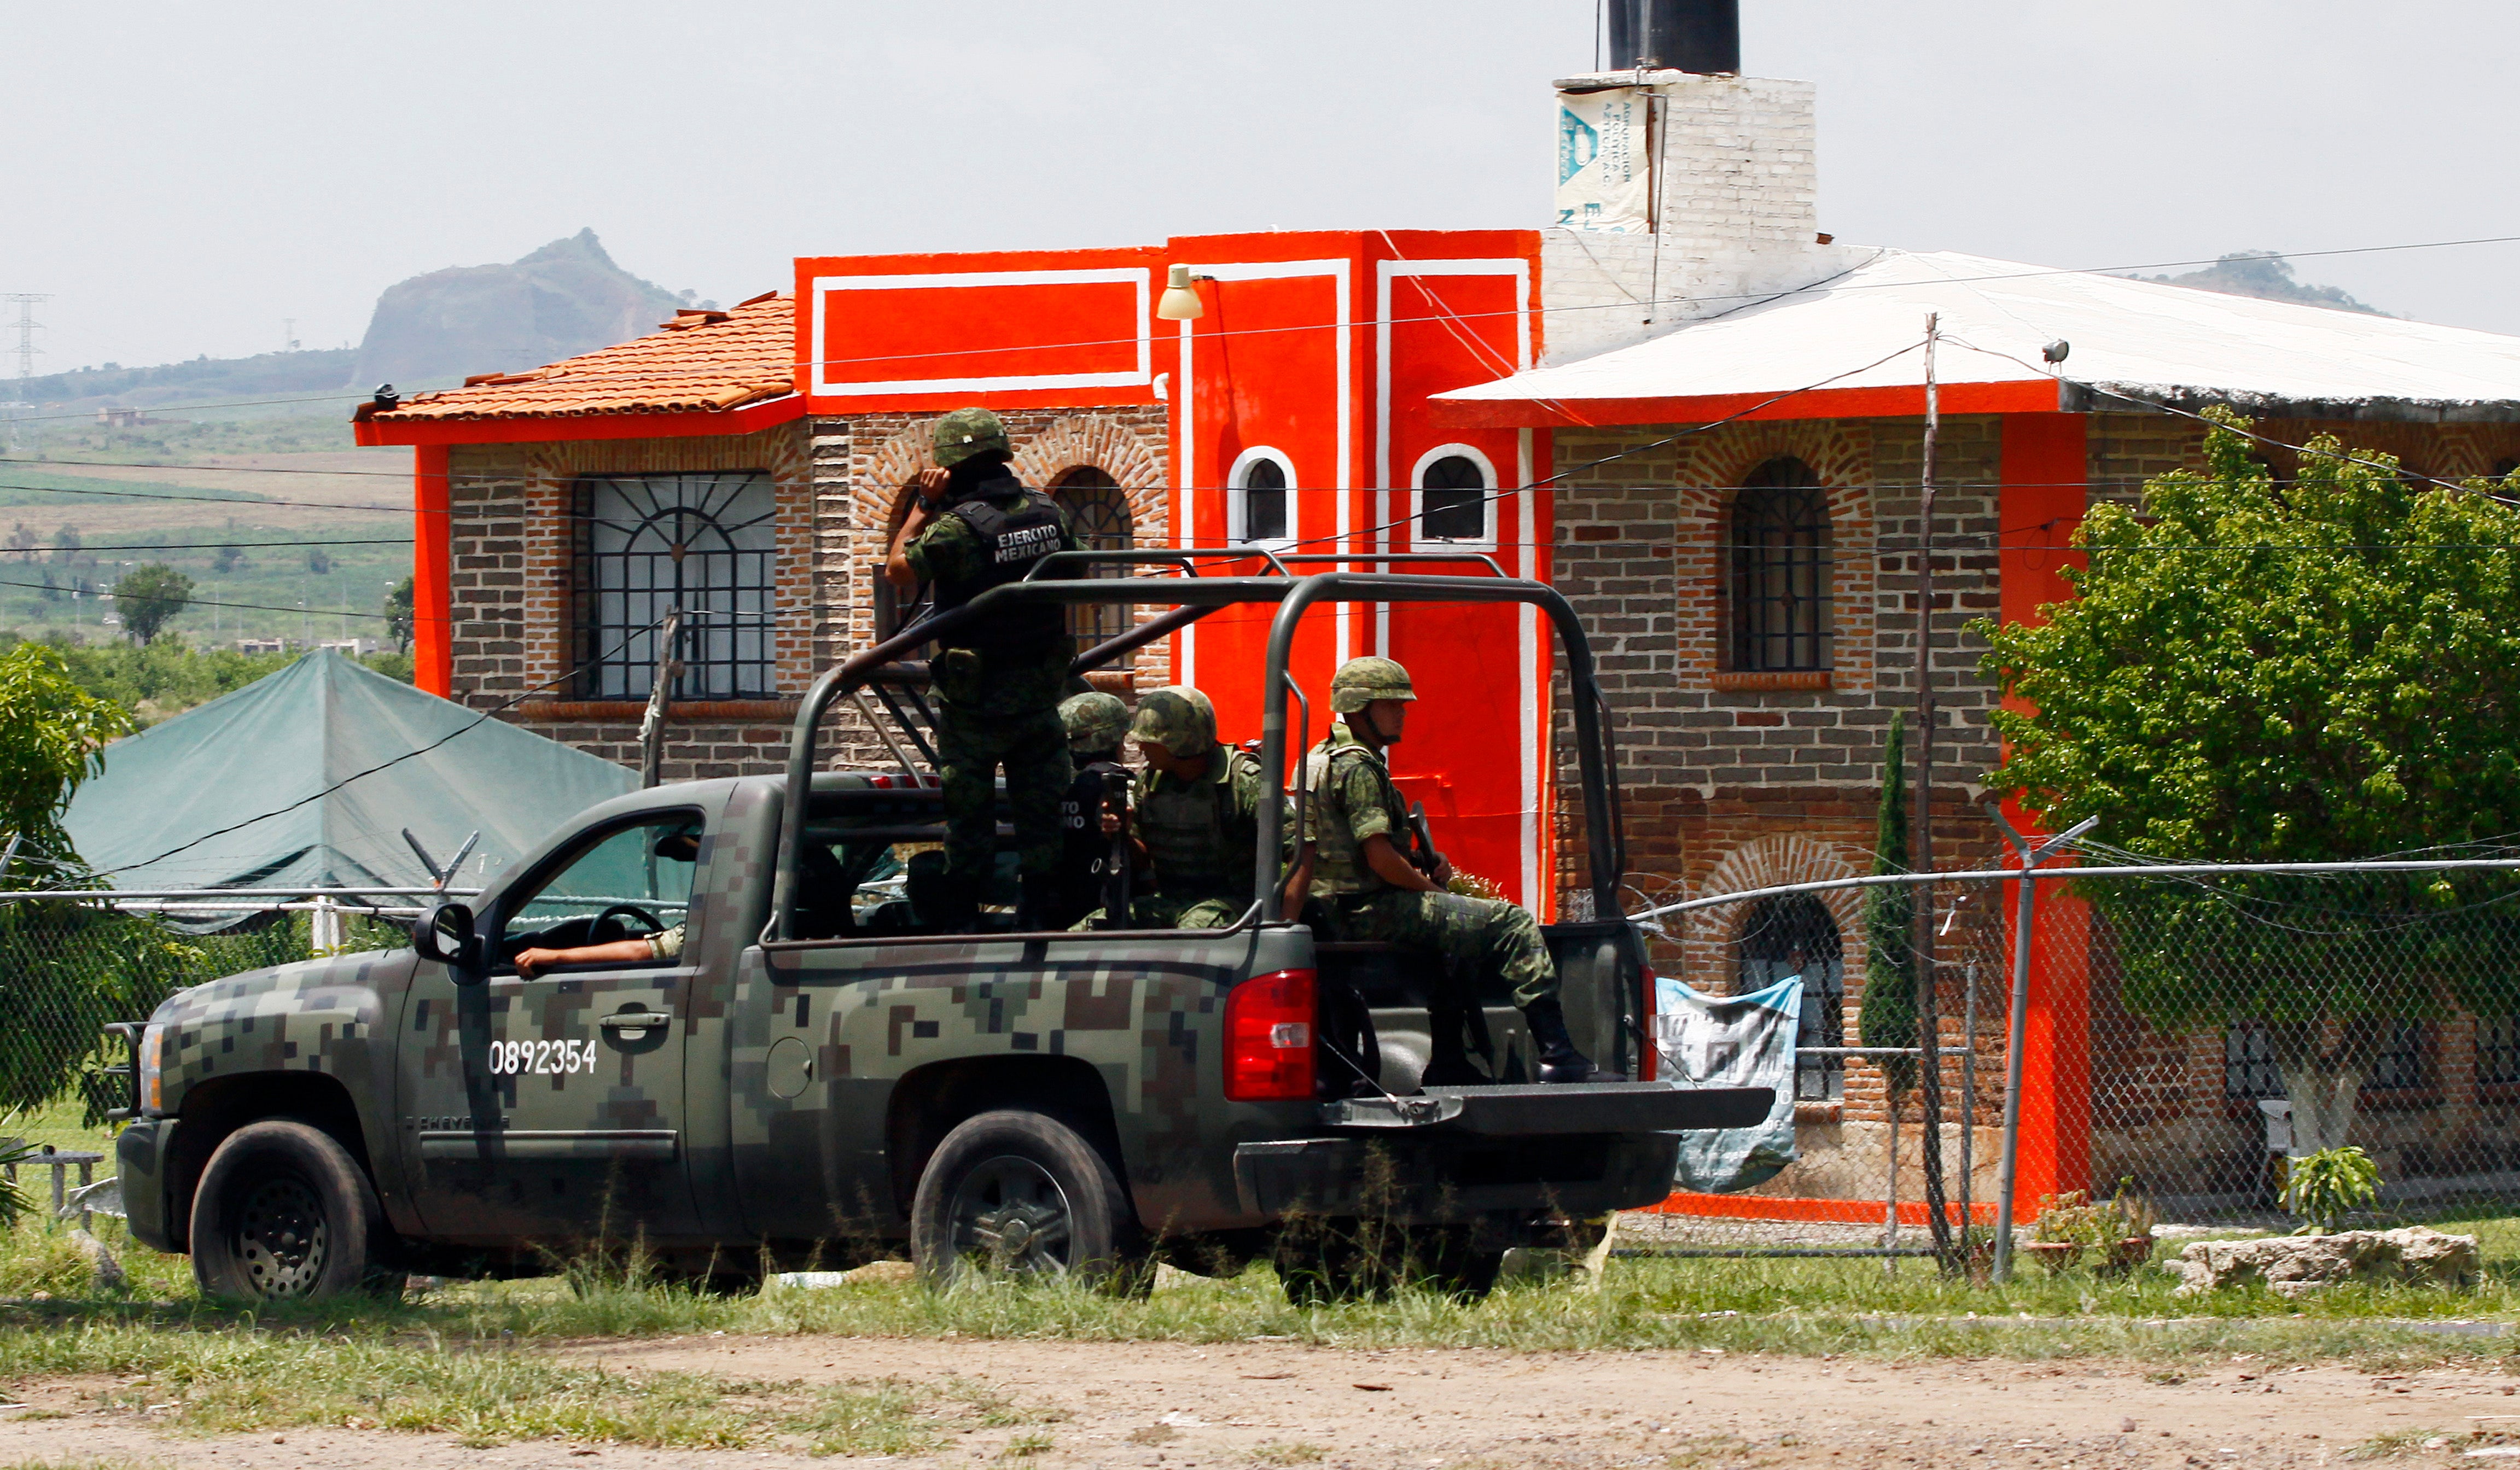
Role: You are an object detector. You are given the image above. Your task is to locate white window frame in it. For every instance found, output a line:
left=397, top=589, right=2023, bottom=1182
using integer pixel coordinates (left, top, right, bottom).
left=1227, top=445, right=1299, bottom=549
left=1407, top=443, right=1500, bottom=551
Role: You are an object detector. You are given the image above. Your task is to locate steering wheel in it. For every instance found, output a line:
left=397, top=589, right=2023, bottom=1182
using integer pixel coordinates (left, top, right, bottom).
left=590, top=903, right=665, bottom=943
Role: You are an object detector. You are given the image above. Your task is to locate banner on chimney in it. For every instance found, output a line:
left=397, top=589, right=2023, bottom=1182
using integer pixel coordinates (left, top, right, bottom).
left=1555, top=89, right=1652, bottom=234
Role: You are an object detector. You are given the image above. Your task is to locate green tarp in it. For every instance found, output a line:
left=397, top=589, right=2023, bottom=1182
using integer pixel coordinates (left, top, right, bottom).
left=63, top=651, right=636, bottom=892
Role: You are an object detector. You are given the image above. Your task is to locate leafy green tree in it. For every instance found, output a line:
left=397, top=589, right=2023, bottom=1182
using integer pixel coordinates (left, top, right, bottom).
left=48, top=635, right=292, bottom=725
left=1860, top=710, right=1917, bottom=1095
left=384, top=575, right=416, bottom=655
left=1980, top=410, right=2520, bottom=1153
left=0, top=643, right=135, bottom=880
left=112, top=563, right=194, bottom=645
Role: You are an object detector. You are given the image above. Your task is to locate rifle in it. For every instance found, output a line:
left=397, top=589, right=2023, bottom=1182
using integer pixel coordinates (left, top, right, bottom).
left=1089, top=760, right=1134, bottom=929
left=1403, top=801, right=1445, bottom=887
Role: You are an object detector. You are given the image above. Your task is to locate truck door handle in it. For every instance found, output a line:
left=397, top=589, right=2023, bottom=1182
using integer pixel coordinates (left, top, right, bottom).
left=600, top=1011, right=673, bottom=1031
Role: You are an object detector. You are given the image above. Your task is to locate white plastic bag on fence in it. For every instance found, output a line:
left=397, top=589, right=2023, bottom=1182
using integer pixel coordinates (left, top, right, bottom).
left=1653, top=973, right=1801, bottom=1194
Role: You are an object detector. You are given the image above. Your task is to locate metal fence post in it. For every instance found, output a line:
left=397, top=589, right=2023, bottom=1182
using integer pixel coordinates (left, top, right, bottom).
left=1991, top=856, right=2035, bottom=1282
left=1960, top=960, right=1976, bottom=1255
left=1985, top=808, right=2095, bottom=1282
left=311, top=892, right=344, bottom=954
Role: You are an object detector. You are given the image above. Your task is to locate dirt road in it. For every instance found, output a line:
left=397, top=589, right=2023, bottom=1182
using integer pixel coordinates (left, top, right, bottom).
left=0, top=1333, right=2509, bottom=1468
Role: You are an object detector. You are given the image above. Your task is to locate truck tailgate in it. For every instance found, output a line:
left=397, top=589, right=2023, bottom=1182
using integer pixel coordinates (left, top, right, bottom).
left=1319, top=1082, right=1770, bottom=1136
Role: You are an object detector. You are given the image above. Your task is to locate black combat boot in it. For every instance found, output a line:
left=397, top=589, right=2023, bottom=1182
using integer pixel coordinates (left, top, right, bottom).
left=1016, top=873, right=1062, bottom=932
left=1522, top=998, right=1595, bottom=1084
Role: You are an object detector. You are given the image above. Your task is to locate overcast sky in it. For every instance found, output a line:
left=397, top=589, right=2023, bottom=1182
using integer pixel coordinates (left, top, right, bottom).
left=7, top=1, right=2516, bottom=372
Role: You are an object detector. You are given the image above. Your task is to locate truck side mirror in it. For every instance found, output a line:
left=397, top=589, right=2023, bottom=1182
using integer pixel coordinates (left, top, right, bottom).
left=414, top=902, right=481, bottom=978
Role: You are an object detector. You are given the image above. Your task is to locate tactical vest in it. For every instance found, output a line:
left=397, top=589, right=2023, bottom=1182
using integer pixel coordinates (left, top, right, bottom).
left=1303, top=733, right=1405, bottom=897
left=1139, top=746, right=1253, bottom=899
left=933, top=481, right=1067, bottom=660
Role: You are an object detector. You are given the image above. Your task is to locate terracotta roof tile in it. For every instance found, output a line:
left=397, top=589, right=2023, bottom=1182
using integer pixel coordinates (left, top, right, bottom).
left=366, top=291, right=795, bottom=422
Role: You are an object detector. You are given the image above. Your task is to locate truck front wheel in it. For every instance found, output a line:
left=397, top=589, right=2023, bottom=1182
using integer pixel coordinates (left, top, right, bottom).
left=911, top=1110, right=1142, bottom=1290
left=189, top=1120, right=390, bottom=1302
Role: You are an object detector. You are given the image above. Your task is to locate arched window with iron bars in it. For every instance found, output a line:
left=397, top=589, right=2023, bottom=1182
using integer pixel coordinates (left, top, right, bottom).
left=1051, top=466, right=1135, bottom=656
left=1736, top=891, right=1846, bottom=1100
left=1729, top=457, right=1833, bottom=673
left=577, top=471, right=777, bottom=699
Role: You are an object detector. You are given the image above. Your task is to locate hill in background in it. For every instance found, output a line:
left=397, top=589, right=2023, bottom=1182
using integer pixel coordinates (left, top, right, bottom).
left=10, top=230, right=714, bottom=416
left=2133, top=250, right=2390, bottom=315
left=352, top=228, right=705, bottom=388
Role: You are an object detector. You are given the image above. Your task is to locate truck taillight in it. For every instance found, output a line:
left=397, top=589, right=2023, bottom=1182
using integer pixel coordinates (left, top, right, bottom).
left=1225, top=969, right=1316, bottom=1101
left=1638, top=964, right=1658, bottom=1083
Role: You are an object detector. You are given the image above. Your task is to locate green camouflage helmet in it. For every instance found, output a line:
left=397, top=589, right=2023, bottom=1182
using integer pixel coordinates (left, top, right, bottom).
left=1131, top=685, right=1217, bottom=757
left=931, top=407, right=1011, bottom=469
left=1059, top=691, right=1131, bottom=754
left=1330, top=655, right=1417, bottom=713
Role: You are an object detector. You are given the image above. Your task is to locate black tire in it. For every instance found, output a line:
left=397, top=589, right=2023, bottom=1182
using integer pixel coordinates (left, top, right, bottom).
left=910, top=1109, right=1142, bottom=1290
left=189, top=1119, right=391, bottom=1303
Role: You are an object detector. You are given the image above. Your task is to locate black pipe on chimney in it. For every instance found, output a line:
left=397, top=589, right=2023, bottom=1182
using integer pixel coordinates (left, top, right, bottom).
left=1605, top=0, right=1739, bottom=75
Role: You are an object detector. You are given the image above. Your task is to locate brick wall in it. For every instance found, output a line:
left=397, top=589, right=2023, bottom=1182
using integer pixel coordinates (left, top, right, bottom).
left=443, top=408, right=1169, bottom=783
left=1550, top=412, right=2004, bottom=894
left=1561, top=407, right=2520, bottom=1164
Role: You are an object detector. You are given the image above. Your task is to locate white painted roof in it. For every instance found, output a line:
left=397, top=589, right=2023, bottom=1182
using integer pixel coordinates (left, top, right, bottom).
left=1442, top=249, right=2520, bottom=418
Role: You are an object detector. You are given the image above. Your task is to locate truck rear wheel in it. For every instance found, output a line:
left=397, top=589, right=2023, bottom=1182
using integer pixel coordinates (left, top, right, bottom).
left=910, top=1109, right=1142, bottom=1290
left=189, top=1120, right=390, bottom=1302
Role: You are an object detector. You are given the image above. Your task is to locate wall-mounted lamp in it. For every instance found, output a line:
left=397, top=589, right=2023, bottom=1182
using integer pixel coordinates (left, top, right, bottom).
left=1156, top=264, right=1205, bottom=321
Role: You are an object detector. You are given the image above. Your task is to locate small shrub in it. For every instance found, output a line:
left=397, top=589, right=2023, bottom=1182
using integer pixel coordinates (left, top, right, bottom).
left=2283, top=1146, right=2382, bottom=1234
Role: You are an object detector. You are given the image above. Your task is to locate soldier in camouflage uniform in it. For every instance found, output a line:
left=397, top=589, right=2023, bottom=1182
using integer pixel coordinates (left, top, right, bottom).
left=1080, top=685, right=1287, bottom=930
left=883, top=408, right=1080, bottom=929
left=1303, top=656, right=1594, bottom=1083
left=1050, top=691, right=1133, bottom=930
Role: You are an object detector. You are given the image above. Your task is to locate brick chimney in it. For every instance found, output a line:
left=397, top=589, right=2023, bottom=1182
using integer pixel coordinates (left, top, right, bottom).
left=1543, top=68, right=1862, bottom=365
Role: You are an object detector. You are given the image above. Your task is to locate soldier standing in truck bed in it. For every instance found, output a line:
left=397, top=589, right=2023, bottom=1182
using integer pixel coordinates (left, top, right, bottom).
left=1303, top=656, right=1594, bottom=1083
left=882, top=408, right=1079, bottom=930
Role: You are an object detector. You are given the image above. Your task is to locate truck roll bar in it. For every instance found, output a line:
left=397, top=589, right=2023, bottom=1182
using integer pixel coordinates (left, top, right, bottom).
left=766, top=571, right=1626, bottom=942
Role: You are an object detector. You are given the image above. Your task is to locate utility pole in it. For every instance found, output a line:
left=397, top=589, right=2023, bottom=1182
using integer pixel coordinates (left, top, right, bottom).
left=1911, top=312, right=1954, bottom=1268
left=639, top=608, right=684, bottom=788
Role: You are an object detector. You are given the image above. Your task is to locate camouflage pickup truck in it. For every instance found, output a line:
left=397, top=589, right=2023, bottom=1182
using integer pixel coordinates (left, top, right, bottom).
left=111, top=565, right=1766, bottom=1300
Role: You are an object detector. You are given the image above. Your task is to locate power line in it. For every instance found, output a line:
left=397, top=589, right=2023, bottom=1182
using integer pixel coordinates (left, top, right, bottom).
left=780, top=231, right=2520, bottom=375
left=84, top=614, right=678, bottom=881
left=0, top=575, right=398, bottom=622
left=14, top=232, right=2520, bottom=427
left=0, top=538, right=407, bottom=553
left=0, top=454, right=409, bottom=478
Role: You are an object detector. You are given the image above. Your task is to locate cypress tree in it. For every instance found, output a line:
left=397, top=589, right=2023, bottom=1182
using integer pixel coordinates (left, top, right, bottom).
left=1861, top=710, right=1917, bottom=1096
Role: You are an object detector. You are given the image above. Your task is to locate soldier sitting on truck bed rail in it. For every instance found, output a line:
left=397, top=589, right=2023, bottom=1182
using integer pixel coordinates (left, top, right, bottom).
left=1303, top=656, right=1595, bottom=1084
left=1078, top=685, right=1307, bottom=930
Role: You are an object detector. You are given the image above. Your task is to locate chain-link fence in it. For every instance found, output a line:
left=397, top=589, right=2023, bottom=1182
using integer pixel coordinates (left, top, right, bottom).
left=0, top=891, right=432, bottom=1135
left=1632, top=855, right=2520, bottom=1263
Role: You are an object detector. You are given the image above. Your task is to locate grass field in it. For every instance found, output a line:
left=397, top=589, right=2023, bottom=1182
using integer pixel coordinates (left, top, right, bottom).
left=0, top=1205, right=2510, bottom=1359
left=0, top=418, right=411, bottom=648
left=0, top=1206, right=2496, bottom=1457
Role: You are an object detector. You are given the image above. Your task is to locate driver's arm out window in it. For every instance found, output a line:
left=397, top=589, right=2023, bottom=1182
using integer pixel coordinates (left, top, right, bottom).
left=494, top=815, right=703, bottom=970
